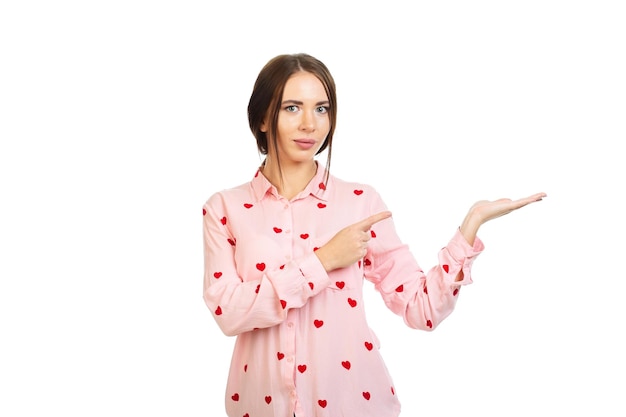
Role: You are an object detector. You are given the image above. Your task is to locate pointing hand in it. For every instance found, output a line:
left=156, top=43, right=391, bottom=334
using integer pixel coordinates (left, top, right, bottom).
left=315, top=211, right=392, bottom=272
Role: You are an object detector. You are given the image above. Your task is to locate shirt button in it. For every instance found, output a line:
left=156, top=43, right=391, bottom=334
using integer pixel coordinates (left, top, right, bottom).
left=288, top=322, right=294, bottom=328
left=287, top=357, right=294, bottom=363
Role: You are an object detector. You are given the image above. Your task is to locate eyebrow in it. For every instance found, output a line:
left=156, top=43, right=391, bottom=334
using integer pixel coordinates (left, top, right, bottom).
left=281, top=99, right=330, bottom=106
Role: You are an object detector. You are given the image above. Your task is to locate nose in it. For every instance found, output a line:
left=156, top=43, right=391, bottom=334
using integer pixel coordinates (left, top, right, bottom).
left=299, top=110, right=316, bottom=132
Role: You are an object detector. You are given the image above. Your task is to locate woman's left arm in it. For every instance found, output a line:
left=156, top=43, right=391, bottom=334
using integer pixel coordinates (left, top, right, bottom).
left=363, top=190, right=546, bottom=330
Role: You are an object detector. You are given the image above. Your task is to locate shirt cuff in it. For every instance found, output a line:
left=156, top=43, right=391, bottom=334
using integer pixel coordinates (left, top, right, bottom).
left=297, top=252, right=332, bottom=292
left=439, top=229, right=485, bottom=286
left=448, top=228, right=485, bottom=259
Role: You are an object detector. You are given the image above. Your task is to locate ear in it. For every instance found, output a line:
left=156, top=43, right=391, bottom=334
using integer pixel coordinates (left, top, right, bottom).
left=260, top=118, right=268, bottom=133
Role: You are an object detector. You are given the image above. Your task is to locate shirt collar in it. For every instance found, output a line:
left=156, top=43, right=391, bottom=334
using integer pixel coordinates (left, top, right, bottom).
left=250, top=161, right=330, bottom=203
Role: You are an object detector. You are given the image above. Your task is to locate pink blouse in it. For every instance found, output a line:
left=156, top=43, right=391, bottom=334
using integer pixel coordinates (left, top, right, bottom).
left=202, top=164, right=484, bottom=417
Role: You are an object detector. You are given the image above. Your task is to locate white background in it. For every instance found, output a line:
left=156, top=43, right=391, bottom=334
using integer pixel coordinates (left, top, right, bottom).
left=1, top=1, right=625, bottom=416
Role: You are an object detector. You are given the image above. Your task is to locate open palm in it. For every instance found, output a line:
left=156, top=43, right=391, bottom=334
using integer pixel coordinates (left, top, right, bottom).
left=470, top=192, right=547, bottom=225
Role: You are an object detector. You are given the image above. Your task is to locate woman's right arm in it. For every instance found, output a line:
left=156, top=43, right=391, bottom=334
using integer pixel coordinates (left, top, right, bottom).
left=202, top=197, right=331, bottom=336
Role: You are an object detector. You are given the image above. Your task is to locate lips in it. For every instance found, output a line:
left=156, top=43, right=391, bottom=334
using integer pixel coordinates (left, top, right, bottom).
left=294, top=139, right=316, bottom=150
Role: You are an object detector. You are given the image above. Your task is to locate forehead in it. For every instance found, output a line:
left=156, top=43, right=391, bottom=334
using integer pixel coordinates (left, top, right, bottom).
left=282, top=71, right=328, bottom=101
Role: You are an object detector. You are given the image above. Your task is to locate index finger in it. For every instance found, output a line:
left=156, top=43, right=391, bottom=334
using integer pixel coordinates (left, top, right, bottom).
left=357, top=211, right=392, bottom=230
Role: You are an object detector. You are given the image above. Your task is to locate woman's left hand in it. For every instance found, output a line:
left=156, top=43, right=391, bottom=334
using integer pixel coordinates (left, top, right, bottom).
left=460, top=192, right=547, bottom=245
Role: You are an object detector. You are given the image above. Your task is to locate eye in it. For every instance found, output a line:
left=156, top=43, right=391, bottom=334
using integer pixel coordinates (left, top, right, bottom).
left=316, top=106, right=329, bottom=114
left=285, top=105, right=298, bottom=112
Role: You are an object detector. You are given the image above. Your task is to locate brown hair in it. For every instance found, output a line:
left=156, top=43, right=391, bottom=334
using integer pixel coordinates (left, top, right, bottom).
left=247, top=53, right=337, bottom=183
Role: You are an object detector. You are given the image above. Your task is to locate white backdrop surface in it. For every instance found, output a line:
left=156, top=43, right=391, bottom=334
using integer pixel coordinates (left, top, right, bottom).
left=1, top=1, right=624, bottom=416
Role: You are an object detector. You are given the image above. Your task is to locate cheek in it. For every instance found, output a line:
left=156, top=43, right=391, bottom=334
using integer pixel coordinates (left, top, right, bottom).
left=322, top=119, right=332, bottom=137
left=317, top=114, right=331, bottom=130
left=276, top=115, right=297, bottom=134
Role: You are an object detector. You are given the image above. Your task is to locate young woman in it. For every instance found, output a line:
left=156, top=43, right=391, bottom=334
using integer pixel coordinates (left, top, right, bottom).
left=202, top=53, right=546, bottom=417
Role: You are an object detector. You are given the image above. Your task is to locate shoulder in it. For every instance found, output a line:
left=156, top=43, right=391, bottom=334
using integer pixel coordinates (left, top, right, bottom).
left=203, top=181, right=251, bottom=209
left=328, top=173, right=381, bottom=199
left=325, top=174, right=387, bottom=214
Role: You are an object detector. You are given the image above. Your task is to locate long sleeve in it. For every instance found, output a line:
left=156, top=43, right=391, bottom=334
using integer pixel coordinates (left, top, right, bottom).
left=202, top=191, right=331, bottom=337
left=363, top=190, right=484, bottom=330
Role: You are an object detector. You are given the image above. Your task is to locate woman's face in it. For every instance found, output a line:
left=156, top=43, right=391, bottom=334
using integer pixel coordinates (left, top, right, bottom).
left=262, top=71, right=331, bottom=166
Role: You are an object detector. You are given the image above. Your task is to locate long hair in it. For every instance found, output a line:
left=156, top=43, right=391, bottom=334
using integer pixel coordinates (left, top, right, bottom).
left=247, top=53, right=337, bottom=184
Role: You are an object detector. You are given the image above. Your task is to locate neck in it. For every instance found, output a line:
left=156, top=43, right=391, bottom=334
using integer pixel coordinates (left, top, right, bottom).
left=261, top=158, right=317, bottom=200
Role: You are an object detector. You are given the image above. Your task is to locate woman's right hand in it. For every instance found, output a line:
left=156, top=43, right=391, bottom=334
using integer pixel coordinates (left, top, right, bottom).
left=315, top=211, right=392, bottom=272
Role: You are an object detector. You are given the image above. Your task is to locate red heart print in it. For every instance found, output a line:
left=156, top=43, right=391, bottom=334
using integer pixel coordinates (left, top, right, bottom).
left=362, top=392, right=371, bottom=400
left=348, top=298, right=357, bottom=308
left=314, top=319, right=324, bottom=328
left=317, top=203, right=326, bottom=208
left=244, top=414, right=249, bottom=417
left=244, top=203, right=253, bottom=209
left=273, top=227, right=282, bottom=233
left=395, top=285, right=403, bottom=292
left=423, top=286, right=428, bottom=294
left=318, top=399, right=327, bottom=408
left=318, top=182, right=326, bottom=190
left=358, top=260, right=362, bottom=268
left=277, top=352, right=284, bottom=360
left=354, top=189, right=363, bottom=195
left=280, top=300, right=287, bottom=309
left=364, top=341, right=373, bottom=351
left=335, top=281, right=345, bottom=289
left=213, top=272, right=222, bottom=279
left=202, top=208, right=206, bottom=216
left=308, top=282, right=314, bottom=290
left=370, top=230, right=376, bottom=238
left=300, top=233, right=309, bottom=239
left=215, top=306, right=222, bottom=315
left=341, top=361, right=351, bottom=370
left=391, top=386, right=395, bottom=395
left=364, top=258, right=371, bottom=266
left=228, top=238, right=236, bottom=246
left=255, top=284, right=260, bottom=294
left=256, top=263, right=266, bottom=271
left=313, top=247, right=319, bottom=251
left=244, top=364, right=248, bottom=372
left=280, top=264, right=285, bottom=269
left=231, top=393, right=239, bottom=401
left=426, top=319, right=433, bottom=328
left=220, top=216, right=227, bottom=225
left=265, top=396, right=272, bottom=404
left=443, top=264, right=449, bottom=273
left=453, top=288, right=459, bottom=296
left=297, top=364, right=307, bottom=373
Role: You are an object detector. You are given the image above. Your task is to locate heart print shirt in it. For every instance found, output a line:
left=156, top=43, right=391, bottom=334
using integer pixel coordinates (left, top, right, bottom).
left=202, top=163, right=484, bottom=417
